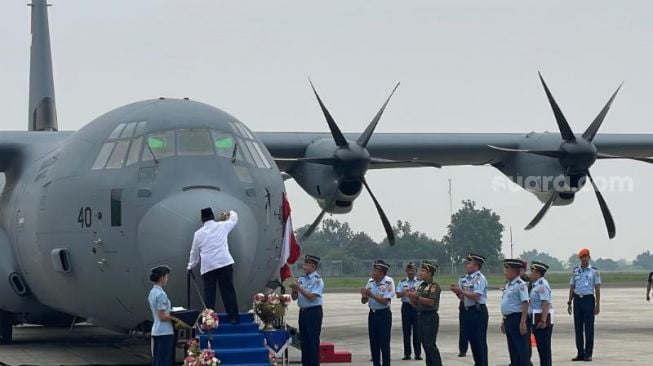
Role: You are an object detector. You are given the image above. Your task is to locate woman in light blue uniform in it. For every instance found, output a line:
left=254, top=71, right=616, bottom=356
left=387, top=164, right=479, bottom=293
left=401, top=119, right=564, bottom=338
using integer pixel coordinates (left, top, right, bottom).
left=148, top=265, right=179, bottom=366
left=529, top=261, right=553, bottom=366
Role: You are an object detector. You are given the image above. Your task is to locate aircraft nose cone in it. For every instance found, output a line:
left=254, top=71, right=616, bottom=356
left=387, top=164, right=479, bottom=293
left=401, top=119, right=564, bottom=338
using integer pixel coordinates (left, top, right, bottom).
left=137, top=189, right=258, bottom=306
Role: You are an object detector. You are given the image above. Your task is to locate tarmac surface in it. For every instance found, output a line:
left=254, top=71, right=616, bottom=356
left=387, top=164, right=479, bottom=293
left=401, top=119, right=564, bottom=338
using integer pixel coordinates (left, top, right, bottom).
left=0, top=287, right=650, bottom=366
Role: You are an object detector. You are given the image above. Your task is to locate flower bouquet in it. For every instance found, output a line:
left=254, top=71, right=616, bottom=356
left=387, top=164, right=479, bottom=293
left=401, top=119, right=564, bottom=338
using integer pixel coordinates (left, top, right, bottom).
left=253, top=293, right=292, bottom=331
left=184, top=346, right=220, bottom=366
left=198, top=309, right=219, bottom=332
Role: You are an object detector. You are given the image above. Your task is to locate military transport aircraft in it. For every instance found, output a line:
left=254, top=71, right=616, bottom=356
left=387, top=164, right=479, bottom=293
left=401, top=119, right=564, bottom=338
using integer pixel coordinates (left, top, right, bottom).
left=2, top=1, right=653, bottom=344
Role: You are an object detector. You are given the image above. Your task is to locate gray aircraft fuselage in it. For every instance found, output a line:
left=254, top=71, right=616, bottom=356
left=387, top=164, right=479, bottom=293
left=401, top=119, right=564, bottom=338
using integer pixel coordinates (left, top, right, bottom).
left=0, top=99, right=285, bottom=331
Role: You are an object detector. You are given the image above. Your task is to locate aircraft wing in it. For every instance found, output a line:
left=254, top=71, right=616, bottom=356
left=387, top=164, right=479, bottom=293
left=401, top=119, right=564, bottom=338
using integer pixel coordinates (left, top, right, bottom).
left=257, top=132, right=653, bottom=172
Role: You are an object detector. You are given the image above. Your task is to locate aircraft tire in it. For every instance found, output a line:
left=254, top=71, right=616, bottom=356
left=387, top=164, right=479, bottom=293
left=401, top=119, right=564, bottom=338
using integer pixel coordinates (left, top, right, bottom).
left=0, top=309, right=13, bottom=345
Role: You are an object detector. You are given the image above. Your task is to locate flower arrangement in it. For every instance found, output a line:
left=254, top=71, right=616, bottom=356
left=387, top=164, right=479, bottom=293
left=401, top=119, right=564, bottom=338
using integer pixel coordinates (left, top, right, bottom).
left=184, top=348, right=220, bottom=366
left=199, top=309, right=219, bottom=331
left=253, top=293, right=292, bottom=331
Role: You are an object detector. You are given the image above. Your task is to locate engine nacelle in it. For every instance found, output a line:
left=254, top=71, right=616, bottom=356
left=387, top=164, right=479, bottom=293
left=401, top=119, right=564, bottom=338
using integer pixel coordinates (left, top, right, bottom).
left=290, top=139, right=364, bottom=214
left=493, top=150, right=584, bottom=207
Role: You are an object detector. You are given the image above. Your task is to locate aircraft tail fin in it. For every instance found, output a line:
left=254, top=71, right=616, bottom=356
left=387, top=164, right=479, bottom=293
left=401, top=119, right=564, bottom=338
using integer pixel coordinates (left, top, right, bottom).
left=28, top=0, right=58, bottom=131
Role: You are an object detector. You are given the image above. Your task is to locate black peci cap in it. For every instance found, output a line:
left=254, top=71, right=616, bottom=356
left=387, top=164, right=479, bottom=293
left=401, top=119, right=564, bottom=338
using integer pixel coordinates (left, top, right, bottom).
left=201, top=207, right=215, bottom=222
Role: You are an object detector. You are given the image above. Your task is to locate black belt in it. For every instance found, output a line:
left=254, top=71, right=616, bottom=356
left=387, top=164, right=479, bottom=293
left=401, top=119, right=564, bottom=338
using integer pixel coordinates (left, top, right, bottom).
left=369, top=308, right=390, bottom=313
left=574, top=294, right=595, bottom=299
left=417, top=310, right=435, bottom=315
left=299, top=305, right=322, bottom=312
left=464, top=304, right=487, bottom=311
left=502, top=312, right=522, bottom=319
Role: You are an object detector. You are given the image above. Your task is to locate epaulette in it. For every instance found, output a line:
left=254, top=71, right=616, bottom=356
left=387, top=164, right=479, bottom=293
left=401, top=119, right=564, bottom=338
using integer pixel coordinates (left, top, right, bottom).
left=384, top=280, right=392, bottom=285
left=459, top=275, right=466, bottom=279
left=590, top=266, right=598, bottom=270
left=314, top=274, right=321, bottom=278
left=515, top=278, right=524, bottom=284
left=368, top=278, right=374, bottom=283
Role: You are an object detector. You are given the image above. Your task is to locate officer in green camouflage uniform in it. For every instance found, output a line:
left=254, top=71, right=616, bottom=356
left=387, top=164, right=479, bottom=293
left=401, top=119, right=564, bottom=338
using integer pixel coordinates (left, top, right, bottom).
left=407, top=261, right=442, bottom=366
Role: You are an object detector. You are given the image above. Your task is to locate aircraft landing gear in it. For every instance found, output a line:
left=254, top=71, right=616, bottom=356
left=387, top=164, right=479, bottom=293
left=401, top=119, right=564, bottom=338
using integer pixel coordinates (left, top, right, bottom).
left=0, top=309, right=14, bottom=345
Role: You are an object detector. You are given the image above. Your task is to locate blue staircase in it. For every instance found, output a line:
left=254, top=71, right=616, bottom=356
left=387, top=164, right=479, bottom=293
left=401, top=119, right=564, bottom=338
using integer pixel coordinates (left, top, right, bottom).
left=198, top=313, right=270, bottom=366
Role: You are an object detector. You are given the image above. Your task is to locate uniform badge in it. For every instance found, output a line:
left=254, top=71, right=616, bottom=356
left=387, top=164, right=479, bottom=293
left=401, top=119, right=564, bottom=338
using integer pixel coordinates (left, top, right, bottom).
left=430, top=285, right=436, bottom=293
left=539, top=287, right=545, bottom=294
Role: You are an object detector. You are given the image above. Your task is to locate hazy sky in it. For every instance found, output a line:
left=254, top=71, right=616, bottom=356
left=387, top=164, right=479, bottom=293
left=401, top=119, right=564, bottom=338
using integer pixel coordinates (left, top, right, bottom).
left=2, top=1, right=652, bottom=261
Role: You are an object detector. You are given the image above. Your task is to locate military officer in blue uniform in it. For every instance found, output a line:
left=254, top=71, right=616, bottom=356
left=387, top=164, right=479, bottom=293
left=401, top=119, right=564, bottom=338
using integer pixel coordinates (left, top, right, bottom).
left=449, top=253, right=488, bottom=366
left=290, top=254, right=324, bottom=366
left=396, top=262, right=422, bottom=360
left=567, top=248, right=601, bottom=362
left=407, top=261, right=442, bottom=366
left=529, top=261, right=553, bottom=366
left=456, top=272, right=470, bottom=357
left=500, top=259, right=530, bottom=366
left=361, top=260, right=395, bottom=366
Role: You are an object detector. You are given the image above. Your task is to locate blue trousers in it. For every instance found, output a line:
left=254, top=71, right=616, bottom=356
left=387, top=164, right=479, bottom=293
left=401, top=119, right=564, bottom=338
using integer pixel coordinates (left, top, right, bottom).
left=504, top=313, right=530, bottom=366
left=573, top=294, right=595, bottom=358
left=368, top=308, right=392, bottom=366
left=401, top=302, right=421, bottom=358
left=458, top=301, right=469, bottom=354
left=151, top=334, right=174, bottom=366
left=462, top=305, right=488, bottom=366
left=299, top=305, right=323, bottom=366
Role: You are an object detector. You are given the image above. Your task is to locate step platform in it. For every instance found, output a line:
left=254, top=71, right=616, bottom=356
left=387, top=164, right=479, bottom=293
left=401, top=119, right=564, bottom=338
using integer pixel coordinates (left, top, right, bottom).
left=320, top=342, right=352, bottom=363
left=197, top=312, right=269, bottom=365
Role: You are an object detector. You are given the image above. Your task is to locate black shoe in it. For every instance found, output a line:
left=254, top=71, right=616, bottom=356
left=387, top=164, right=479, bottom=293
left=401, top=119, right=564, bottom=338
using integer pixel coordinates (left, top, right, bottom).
left=457, top=352, right=466, bottom=357
left=402, top=356, right=411, bottom=361
left=414, top=356, right=423, bottom=361
left=584, top=356, right=592, bottom=362
left=572, top=356, right=584, bottom=361
left=229, top=318, right=240, bottom=325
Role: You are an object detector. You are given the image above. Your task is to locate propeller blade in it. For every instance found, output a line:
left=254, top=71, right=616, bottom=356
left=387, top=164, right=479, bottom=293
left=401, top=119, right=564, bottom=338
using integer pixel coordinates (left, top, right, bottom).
left=538, top=72, right=576, bottom=142
left=596, top=153, right=653, bottom=164
left=585, top=170, right=616, bottom=239
left=361, top=177, right=396, bottom=246
left=309, top=79, right=349, bottom=147
left=299, top=206, right=328, bottom=242
left=300, top=174, right=343, bottom=241
left=582, top=83, right=623, bottom=142
left=525, top=189, right=560, bottom=231
left=274, top=157, right=337, bottom=166
left=369, top=157, right=442, bottom=168
left=488, top=145, right=564, bottom=159
left=357, top=83, right=401, bottom=148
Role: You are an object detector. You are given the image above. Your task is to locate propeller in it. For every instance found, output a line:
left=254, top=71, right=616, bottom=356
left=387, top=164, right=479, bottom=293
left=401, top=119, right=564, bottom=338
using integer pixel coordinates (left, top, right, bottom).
left=489, top=73, right=632, bottom=238
left=297, top=80, right=421, bottom=245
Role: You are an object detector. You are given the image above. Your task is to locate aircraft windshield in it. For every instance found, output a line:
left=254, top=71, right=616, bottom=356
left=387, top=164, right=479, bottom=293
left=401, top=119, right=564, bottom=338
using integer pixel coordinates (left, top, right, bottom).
left=91, top=122, right=274, bottom=170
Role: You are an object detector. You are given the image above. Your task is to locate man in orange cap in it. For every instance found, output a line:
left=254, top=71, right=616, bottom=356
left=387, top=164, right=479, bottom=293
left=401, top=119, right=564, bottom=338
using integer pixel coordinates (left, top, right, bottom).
left=567, top=248, right=601, bottom=362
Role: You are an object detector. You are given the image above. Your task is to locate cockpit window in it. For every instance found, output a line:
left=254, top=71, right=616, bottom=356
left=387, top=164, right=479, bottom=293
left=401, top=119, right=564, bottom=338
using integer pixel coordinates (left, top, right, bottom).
left=211, top=131, right=236, bottom=158
left=133, top=121, right=147, bottom=137
left=91, top=121, right=274, bottom=170
left=143, top=131, right=175, bottom=161
left=92, top=142, right=115, bottom=170
left=125, top=136, right=143, bottom=166
left=178, top=129, right=213, bottom=156
left=105, top=140, right=130, bottom=169
left=108, top=124, right=125, bottom=140
left=120, top=123, right=137, bottom=139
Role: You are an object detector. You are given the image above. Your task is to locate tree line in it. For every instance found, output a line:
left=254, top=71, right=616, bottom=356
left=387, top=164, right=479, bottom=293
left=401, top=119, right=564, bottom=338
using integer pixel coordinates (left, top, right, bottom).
left=295, top=199, right=653, bottom=274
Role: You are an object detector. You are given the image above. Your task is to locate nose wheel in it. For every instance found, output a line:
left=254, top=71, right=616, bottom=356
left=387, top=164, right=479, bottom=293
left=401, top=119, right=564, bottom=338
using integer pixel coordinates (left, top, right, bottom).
left=0, top=309, right=14, bottom=345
